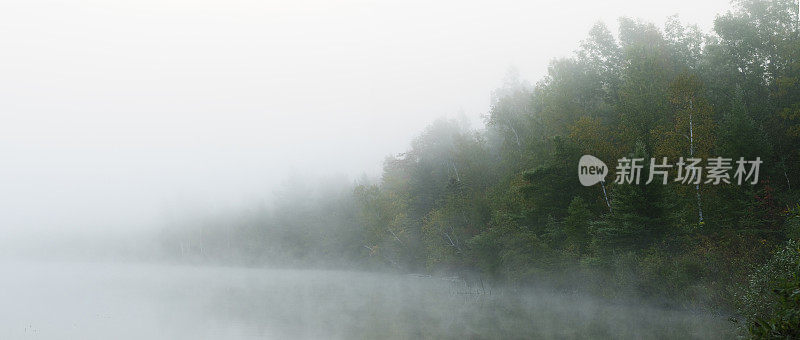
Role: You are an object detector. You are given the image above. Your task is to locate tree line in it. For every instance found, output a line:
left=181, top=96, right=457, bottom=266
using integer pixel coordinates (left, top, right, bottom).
left=161, top=0, right=800, bottom=336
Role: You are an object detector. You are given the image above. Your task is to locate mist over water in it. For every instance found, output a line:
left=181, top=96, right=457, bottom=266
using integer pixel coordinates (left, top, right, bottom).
left=1, top=261, right=733, bottom=339
left=4, top=0, right=799, bottom=338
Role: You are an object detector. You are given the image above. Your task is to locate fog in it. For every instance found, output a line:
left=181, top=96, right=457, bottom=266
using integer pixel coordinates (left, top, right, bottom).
left=0, top=0, right=763, bottom=338
left=1, top=0, right=729, bottom=239
left=1, top=261, right=734, bottom=339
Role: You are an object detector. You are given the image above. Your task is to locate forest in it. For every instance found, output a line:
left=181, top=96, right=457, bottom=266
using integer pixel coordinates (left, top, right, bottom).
left=160, top=0, right=800, bottom=336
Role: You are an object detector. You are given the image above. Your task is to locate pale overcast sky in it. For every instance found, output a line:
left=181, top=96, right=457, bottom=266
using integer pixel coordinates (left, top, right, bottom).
left=0, top=0, right=732, bottom=237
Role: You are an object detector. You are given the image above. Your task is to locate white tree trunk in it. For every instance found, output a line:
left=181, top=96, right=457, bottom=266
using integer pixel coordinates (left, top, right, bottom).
left=689, top=99, right=703, bottom=223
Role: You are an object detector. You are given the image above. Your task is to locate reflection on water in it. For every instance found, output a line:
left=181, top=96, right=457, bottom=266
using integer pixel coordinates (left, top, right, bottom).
left=0, top=261, right=734, bottom=339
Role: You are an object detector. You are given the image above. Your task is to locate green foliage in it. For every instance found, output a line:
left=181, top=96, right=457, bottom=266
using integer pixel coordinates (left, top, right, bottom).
left=563, top=197, right=593, bottom=255
left=468, top=216, right=560, bottom=282
left=743, top=240, right=800, bottom=338
left=785, top=203, right=800, bottom=239
left=519, top=137, right=586, bottom=223
left=739, top=240, right=800, bottom=323
left=163, top=0, right=800, bottom=327
left=592, top=144, right=674, bottom=251
left=748, top=277, right=800, bottom=338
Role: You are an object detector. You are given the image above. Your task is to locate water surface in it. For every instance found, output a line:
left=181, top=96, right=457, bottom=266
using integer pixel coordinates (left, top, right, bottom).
left=0, top=261, right=735, bottom=339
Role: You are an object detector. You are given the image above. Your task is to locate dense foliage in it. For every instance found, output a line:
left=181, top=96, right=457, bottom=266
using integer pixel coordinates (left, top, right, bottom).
left=161, top=0, right=800, bottom=336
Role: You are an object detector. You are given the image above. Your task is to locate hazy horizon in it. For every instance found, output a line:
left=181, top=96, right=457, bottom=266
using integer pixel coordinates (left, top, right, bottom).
left=1, top=0, right=730, bottom=242
left=3, top=0, right=799, bottom=338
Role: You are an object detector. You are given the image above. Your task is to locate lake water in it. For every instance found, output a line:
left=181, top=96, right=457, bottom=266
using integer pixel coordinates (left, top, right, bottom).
left=0, top=261, right=735, bottom=339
